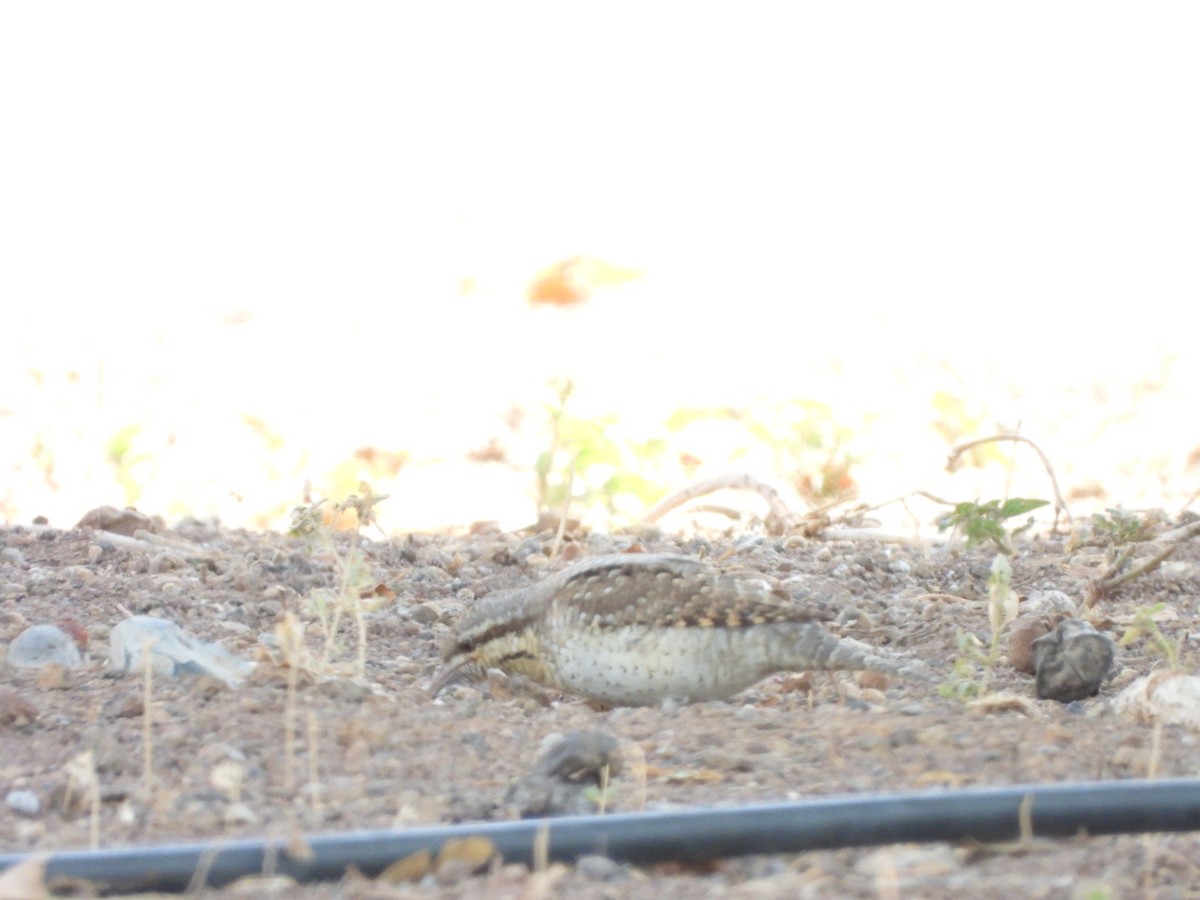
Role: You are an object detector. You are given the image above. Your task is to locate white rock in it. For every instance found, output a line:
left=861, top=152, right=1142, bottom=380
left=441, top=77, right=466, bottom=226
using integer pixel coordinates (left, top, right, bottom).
left=1113, top=672, right=1200, bottom=729
left=6, top=790, right=40, bottom=817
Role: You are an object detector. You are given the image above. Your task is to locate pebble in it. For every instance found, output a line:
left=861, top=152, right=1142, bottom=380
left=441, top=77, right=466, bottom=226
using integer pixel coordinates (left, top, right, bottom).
left=0, top=547, right=25, bottom=565
left=536, top=730, right=623, bottom=782
left=6, top=624, right=82, bottom=669
left=1024, top=589, right=1077, bottom=616
left=1033, top=619, right=1114, bottom=702
left=6, top=789, right=40, bottom=817
left=506, top=730, right=624, bottom=818
left=576, top=855, right=627, bottom=882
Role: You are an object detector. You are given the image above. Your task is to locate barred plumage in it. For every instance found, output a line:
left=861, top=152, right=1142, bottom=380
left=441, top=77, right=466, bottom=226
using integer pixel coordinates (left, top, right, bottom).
left=430, top=553, right=924, bottom=707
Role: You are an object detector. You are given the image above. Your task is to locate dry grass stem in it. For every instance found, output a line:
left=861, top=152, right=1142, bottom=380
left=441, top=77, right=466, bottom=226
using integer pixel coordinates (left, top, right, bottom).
left=532, top=822, right=550, bottom=874
left=142, top=639, right=154, bottom=799
left=549, top=462, right=575, bottom=561
left=1087, top=518, right=1200, bottom=606
left=306, top=710, right=322, bottom=816
left=640, top=473, right=796, bottom=533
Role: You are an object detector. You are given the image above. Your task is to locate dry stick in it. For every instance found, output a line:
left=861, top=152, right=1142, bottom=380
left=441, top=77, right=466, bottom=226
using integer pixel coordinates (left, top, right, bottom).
left=823, top=491, right=957, bottom=543
left=1142, top=721, right=1166, bottom=895
left=353, top=584, right=367, bottom=681
left=946, top=434, right=1071, bottom=532
left=597, top=763, right=610, bottom=816
left=1017, top=793, right=1034, bottom=845
left=88, top=754, right=100, bottom=850
left=1087, top=519, right=1200, bottom=606
left=321, top=539, right=349, bottom=669
left=549, top=461, right=575, bottom=562
left=186, top=847, right=221, bottom=895
left=640, top=474, right=795, bottom=532
left=306, top=710, right=322, bottom=817
left=1002, top=420, right=1022, bottom=503
left=284, top=651, right=298, bottom=792
left=142, top=640, right=154, bottom=800
left=625, top=741, right=648, bottom=812
left=532, top=822, right=549, bottom=874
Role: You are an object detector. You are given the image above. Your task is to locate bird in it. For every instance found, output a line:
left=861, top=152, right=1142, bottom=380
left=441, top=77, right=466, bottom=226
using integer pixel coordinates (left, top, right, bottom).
left=430, top=553, right=926, bottom=707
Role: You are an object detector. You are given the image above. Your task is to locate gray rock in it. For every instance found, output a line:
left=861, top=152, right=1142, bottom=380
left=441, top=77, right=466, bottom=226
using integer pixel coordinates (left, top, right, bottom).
left=536, top=730, right=623, bottom=783
left=1033, top=618, right=1114, bottom=702
left=7, top=625, right=82, bottom=669
left=576, top=854, right=628, bottom=882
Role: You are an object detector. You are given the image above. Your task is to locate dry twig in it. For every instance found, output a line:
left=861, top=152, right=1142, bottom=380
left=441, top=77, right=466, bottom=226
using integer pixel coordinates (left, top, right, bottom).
left=1086, top=518, right=1200, bottom=606
left=640, top=474, right=797, bottom=534
left=947, top=434, right=1071, bottom=532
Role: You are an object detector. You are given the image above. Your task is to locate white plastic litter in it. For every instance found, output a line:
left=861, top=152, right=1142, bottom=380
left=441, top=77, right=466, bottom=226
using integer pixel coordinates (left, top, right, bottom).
left=108, top=616, right=252, bottom=687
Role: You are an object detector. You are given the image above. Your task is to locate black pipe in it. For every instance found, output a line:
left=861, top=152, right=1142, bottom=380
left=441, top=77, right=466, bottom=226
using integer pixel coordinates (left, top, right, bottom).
left=5, top=778, right=1200, bottom=893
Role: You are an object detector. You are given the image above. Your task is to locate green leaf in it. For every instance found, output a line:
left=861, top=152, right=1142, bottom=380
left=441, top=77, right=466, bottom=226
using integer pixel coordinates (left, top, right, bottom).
left=997, top=498, right=1049, bottom=520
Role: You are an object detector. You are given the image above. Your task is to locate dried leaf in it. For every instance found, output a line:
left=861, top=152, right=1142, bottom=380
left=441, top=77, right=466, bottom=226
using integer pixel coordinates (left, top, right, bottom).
left=379, top=850, right=432, bottom=884
left=436, top=836, right=498, bottom=873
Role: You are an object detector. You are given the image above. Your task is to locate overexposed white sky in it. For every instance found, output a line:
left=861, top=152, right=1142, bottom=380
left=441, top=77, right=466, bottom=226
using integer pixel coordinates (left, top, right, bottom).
left=2, top=4, right=1198, bottom=530
left=6, top=4, right=1197, bottom=324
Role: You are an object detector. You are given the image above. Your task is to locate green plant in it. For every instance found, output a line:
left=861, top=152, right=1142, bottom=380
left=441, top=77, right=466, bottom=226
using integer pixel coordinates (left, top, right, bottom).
left=106, top=424, right=150, bottom=505
left=939, top=631, right=992, bottom=700
left=936, top=498, right=1049, bottom=555
left=534, top=378, right=667, bottom=522
left=938, top=554, right=1018, bottom=699
left=1117, top=603, right=1182, bottom=672
left=1090, top=507, right=1157, bottom=546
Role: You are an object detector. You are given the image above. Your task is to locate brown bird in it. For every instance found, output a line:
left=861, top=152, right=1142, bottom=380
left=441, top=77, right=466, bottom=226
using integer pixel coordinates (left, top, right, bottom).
left=431, top=553, right=926, bottom=707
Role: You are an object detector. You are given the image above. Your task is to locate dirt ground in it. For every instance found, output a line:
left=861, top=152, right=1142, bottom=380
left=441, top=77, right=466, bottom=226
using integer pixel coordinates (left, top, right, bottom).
left=3, top=513, right=1200, bottom=898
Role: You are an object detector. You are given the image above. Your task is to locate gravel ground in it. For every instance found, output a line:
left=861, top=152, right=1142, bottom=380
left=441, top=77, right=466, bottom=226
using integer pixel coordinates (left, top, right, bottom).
left=3, top=513, right=1200, bottom=898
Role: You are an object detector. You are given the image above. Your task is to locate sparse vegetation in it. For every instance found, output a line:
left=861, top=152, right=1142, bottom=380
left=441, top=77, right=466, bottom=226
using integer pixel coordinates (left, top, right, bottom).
left=938, top=554, right=1019, bottom=700
left=935, top=497, right=1049, bottom=555
left=1117, top=603, right=1183, bottom=672
left=534, top=378, right=669, bottom=522
left=288, top=482, right=391, bottom=676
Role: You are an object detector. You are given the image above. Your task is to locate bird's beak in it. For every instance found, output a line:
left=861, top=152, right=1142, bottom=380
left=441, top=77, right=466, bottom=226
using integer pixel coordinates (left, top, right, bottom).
left=428, top=655, right=479, bottom=698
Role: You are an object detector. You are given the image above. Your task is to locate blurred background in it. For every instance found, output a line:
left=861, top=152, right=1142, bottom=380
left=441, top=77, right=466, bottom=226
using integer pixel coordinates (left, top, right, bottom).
left=3, top=4, right=1198, bottom=535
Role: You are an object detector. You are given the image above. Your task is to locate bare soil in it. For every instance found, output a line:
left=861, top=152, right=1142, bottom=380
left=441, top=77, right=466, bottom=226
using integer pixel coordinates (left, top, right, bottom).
left=3, top=516, right=1200, bottom=898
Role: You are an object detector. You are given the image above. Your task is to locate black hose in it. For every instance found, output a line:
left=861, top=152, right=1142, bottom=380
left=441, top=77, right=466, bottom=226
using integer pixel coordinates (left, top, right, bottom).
left=5, top=778, right=1200, bottom=893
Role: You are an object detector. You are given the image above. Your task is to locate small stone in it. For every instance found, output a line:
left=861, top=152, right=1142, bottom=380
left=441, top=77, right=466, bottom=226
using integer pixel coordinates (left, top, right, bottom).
left=0, top=687, right=38, bottom=725
left=75, top=505, right=157, bottom=537
left=6, top=625, right=83, bottom=669
left=149, top=552, right=185, bottom=574
left=1033, top=619, right=1114, bottom=702
left=576, top=855, right=627, bottom=882
left=1008, top=612, right=1058, bottom=675
left=6, top=790, right=40, bottom=817
left=0, top=547, right=25, bottom=565
left=1024, top=590, right=1077, bottom=616
left=222, top=802, right=260, bottom=825
left=536, top=731, right=623, bottom=783
left=856, top=670, right=890, bottom=691
left=505, top=773, right=591, bottom=818
left=35, top=663, right=72, bottom=690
